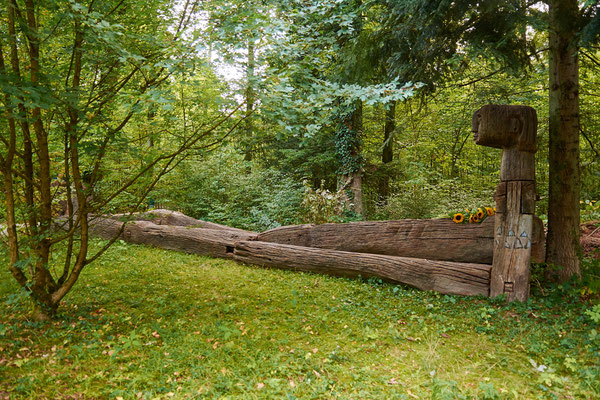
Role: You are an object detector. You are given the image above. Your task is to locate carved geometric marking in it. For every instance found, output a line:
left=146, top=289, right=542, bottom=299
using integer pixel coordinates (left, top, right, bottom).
left=508, top=230, right=515, bottom=237
left=514, top=239, right=523, bottom=249
left=525, top=240, right=531, bottom=249
left=505, top=239, right=511, bottom=248
left=495, top=239, right=499, bottom=246
left=504, top=282, right=514, bottom=293
left=520, top=231, right=528, bottom=238
left=497, top=226, right=503, bottom=236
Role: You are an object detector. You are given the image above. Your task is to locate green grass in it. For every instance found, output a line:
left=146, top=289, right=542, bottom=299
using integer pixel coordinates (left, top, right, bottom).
left=0, top=240, right=599, bottom=399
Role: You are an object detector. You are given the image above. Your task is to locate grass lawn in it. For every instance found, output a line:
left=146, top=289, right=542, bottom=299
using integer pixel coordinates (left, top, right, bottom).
left=0, top=240, right=599, bottom=399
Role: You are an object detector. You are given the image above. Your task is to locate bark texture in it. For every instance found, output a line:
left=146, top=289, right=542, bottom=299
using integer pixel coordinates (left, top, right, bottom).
left=256, top=217, right=544, bottom=265
left=108, top=209, right=253, bottom=233
left=87, top=217, right=257, bottom=259
left=234, top=241, right=491, bottom=296
left=546, top=0, right=581, bottom=281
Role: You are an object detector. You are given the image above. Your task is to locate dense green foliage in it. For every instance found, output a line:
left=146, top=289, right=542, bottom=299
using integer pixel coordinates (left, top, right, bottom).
left=140, top=0, right=600, bottom=231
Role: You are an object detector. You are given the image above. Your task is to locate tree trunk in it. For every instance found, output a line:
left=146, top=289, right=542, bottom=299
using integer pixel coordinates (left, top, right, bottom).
left=379, top=100, right=395, bottom=203
left=106, top=209, right=254, bottom=233
left=546, top=0, right=581, bottom=281
left=79, top=217, right=257, bottom=259
left=348, top=101, right=364, bottom=217
left=244, top=39, right=255, bottom=162
left=382, top=101, right=395, bottom=164
left=349, top=171, right=363, bottom=217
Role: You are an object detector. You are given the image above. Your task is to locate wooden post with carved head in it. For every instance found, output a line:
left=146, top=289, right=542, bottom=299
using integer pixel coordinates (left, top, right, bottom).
left=472, top=104, right=538, bottom=302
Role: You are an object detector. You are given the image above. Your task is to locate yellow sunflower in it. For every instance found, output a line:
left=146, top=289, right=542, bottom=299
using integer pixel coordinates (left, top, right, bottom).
left=453, top=213, right=464, bottom=224
left=476, top=208, right=484, bottom=219
left=485, top=207, right=495, bottom=216
left=472, top=214, right=480, bottom=223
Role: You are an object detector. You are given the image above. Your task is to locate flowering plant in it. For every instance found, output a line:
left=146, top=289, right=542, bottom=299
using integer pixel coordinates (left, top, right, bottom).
left=452, top=206, right=495, bottom=224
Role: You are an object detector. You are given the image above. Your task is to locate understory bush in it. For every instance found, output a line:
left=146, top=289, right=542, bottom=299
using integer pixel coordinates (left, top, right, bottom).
left=300, top=180, right=350, bottom=224
left=370, top=162, right=496, bottom=220
left=582, top=199, right=600, bottom=222
left=152, top=151, right=304, bottom=231
left=152, top=154, right=501, bottom=228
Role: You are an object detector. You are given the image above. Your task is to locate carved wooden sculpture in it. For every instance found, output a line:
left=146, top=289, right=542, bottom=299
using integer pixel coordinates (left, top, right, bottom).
left=473, top=104, right=538, bottom=301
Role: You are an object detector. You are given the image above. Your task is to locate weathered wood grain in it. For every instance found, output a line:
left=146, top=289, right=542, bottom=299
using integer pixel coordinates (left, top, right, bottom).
left=107, top=209, right=254, bottom=234
left=256, top=217, right=544, bottom=264
left=234, top=240, right=491, bottom=296
left=490, top=181, right=536, bottom=301
left=473, top=104, right=538, bottom=301
left=88, top=217, right=257, bottom=259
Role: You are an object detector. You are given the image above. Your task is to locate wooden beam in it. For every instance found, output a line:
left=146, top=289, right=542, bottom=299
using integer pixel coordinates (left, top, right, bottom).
left=234, top=240, right=491, bottom=297
left=87, top=217, right=257, bottom=259
left=107, top=209, right=254, bottom=234
left=257, top=217, right=544, bottom=264
left=473, top=104, right=538, bottom=301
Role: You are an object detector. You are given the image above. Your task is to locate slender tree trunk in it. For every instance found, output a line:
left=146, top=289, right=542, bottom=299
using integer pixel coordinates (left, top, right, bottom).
left=349, top=102, right=364, bottom=218
left=244, top=39, right=255, bottom=162
left=449, top=127, right=469, bottom=178
left=6, top=0, right=37, bottom=234
left=382, top=101, right=395, bottom=164
left=0, top=44, right=26, bottom=288
left=379, top=101, right=395, bottom=203
left=546, top=0, right=581, bottom=281
left=25, top=0, right=56, bottom=297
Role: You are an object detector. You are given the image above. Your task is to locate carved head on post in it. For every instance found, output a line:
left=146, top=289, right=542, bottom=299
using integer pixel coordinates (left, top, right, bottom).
left=472, top=104, right=537, bottom=153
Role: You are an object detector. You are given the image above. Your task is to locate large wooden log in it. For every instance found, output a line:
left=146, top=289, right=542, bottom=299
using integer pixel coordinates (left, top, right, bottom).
left=107, top=209, right=254, bottom=234
left=87, top=217, right=257, bottom=259
left=256, top=217, right=544, bottom=264
left=234, top=240, right=491, bottom=296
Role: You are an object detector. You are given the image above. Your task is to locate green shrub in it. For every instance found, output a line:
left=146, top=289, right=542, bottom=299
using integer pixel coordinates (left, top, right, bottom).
left=300, top=180, right=349, bottom=224
left=152, top=151, right=304, bottom=231
left=372, top=162, right=495, bottom=220
left=582, top=199, right=600, bottom=222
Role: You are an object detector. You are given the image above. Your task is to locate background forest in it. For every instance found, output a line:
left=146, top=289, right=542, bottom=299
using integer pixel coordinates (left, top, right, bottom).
left=142, top=0, right=600, bottom=231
